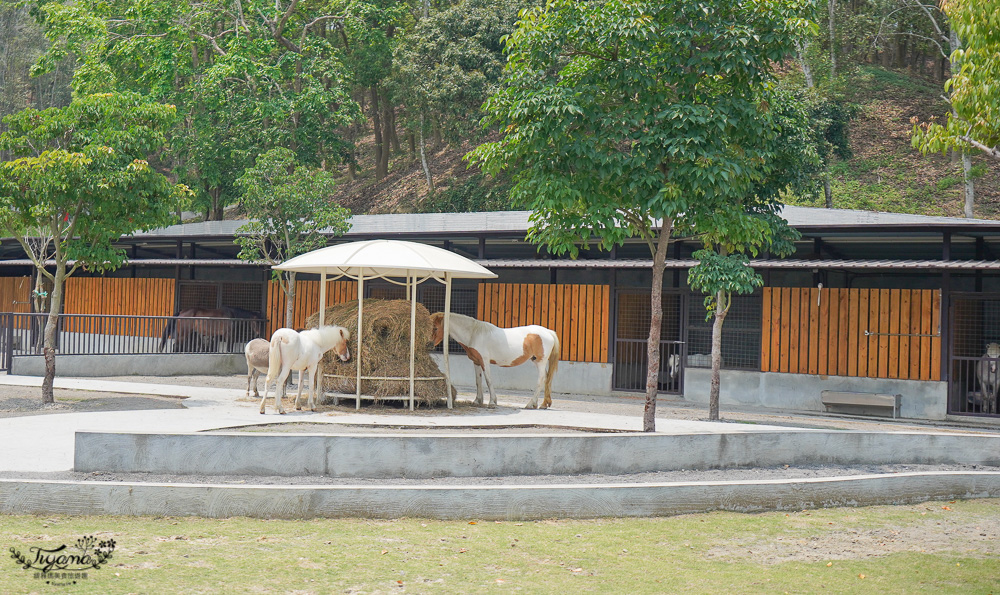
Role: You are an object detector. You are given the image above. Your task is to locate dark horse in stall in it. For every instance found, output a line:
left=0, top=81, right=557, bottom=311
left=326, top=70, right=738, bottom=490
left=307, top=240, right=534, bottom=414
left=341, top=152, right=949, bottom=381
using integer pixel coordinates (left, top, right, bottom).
left=159, top=307, right=266, bottom=353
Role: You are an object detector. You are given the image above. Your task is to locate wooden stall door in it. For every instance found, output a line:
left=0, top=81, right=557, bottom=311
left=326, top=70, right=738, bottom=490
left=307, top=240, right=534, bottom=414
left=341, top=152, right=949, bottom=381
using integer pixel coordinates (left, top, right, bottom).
left=760, top=287, right=941, bottom=381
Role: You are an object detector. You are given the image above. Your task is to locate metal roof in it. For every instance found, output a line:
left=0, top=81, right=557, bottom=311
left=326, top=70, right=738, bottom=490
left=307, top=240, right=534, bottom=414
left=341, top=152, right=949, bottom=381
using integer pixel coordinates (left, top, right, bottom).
left=478, top=258, right=1000, bottom=270
left=123, top=206, right=1000, bottom=241
left=4, top=256, right=999, bottom=271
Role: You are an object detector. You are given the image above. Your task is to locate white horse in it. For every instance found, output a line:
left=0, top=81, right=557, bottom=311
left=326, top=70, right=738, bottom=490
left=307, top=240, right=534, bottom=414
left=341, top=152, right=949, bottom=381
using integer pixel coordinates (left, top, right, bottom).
left=430, top=312, right=560, bottom=409
left=976, top=342, right=1000, bottom=413
left=262, top=326, right=351, bottom=414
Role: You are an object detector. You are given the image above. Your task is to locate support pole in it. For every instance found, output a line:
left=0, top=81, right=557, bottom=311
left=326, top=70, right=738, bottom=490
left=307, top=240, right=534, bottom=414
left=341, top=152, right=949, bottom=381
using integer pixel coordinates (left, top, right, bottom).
left=319, top=272, right=327, bottom=327
left=356, top=272, right=364, bottom=410
left=319, top=271, right=327, bottom=404
left=444, top=273, right=453, bottom=409
left=409, top=273, right=417, bottom=411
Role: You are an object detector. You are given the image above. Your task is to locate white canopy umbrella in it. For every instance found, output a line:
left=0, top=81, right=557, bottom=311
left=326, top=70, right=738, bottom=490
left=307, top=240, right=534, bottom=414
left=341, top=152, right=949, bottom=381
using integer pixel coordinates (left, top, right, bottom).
left=273, top=239, right=497, bottom=410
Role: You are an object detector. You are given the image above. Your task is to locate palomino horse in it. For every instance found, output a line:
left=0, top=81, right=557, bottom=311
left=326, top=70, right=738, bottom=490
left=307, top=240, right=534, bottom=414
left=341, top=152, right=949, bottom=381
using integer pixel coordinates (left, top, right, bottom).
left=430, top=312, right=560, bottom=409
left=159, top=307, right=265, bottom=353
left=262, top=326, right=351, bottom=414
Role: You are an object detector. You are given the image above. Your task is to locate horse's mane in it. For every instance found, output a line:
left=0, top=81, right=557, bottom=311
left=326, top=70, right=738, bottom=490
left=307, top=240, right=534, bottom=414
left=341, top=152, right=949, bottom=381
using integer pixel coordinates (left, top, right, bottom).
left=435, top=312, right=496, bottom=343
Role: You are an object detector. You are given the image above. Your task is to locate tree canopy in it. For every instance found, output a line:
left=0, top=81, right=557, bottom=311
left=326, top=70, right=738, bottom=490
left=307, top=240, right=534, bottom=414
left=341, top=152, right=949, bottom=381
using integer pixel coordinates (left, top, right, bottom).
left=235, top=147, right=351, bottom=328
left=912, top=0, right=1000, bottom=161
left=0, top=91, right=187, bottom=402
left=469, top=0, right=816, bottom=430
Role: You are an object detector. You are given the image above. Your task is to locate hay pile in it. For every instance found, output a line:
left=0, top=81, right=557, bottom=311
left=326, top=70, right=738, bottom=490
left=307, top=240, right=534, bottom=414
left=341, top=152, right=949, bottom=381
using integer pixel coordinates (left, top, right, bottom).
left=305, top=299, right=455, bottom=405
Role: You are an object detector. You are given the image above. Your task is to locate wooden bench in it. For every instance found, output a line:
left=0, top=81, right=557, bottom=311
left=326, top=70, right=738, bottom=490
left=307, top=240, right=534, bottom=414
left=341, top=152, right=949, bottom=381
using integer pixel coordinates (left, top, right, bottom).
left=820, top=391, right=901, bottom=419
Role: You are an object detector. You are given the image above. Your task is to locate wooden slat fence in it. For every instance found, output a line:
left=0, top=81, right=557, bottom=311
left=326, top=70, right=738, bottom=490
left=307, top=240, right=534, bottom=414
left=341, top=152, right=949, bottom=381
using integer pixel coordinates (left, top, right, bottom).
left=266, top=280, right=358, bottom=336
left=761, top=287, right=941, bottom=380
left=62, top=278, right=176, bottom=336
left=477, top=283, right=610, bottom=363
left=0, top=277, right=31, bottom=314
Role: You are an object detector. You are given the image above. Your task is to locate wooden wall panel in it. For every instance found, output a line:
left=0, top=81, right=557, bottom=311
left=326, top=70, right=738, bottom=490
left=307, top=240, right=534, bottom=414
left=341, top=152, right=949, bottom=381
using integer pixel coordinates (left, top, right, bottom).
left=476, top=283, right=610, bottom=363
left=265, top=280, right=357, bottom=336
left=761, top=287, right=941, bottom=381
left=60, top=278, right=176, bottom=336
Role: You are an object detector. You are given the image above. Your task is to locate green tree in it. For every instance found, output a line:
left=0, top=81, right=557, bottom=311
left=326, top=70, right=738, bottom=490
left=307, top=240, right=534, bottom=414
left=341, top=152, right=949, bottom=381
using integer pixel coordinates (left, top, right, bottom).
left=235, top=148, right=351, bottom=328
left=687, top=212, right=801, bottom=421
left=31, top=0, right=360, bottom=220
left=0, top=92, right=187, bottom=402
left=912, top=0, right=1000, bottom=163
left=469, top=0, right=815, bottom=431
left=391, top=0, right=536, bottom=181
left=685, top=86, right=816, bottom=421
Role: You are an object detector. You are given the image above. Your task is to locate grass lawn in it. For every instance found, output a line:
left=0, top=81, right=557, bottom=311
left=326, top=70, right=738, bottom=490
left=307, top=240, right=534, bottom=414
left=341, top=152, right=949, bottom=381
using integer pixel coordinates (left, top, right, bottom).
left=2, top=499, right=999, bottom=594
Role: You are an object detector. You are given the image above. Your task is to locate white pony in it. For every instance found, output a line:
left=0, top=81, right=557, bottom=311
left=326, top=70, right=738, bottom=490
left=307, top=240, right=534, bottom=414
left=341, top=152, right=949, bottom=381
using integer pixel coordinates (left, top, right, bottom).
left=976, top=342, right=1000, bottom=413
left=262, top=326, right=351, bottom=414
left=430, top=312, right=560, bottom=409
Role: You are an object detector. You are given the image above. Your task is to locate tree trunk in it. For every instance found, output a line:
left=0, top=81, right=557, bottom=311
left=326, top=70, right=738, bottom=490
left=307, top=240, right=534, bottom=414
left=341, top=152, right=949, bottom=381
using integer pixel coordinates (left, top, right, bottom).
left=828, top=0, right=836, bottom=78
left=963, top=151, right=975, bottom=218
left=40, top=263, right=66, bottom=404
left=387, top=105, right=401, bottom=153
left=419, top=112, right=434, bottom=194
left=824, top=177, right=833, bottom=208
left=708, top=289, right=728, bottom=421
left=795, top=40, right=814, bottom=88
left=284, top=271, right=297, bottom=329
left=643, top=220, right=673, bottom=432
left=370, top=87, right=387, bottom=180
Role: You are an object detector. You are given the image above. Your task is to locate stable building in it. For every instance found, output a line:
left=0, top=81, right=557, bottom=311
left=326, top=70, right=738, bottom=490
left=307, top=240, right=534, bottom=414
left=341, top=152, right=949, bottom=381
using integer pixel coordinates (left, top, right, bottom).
left=2, top=206, right=1000, bottom=423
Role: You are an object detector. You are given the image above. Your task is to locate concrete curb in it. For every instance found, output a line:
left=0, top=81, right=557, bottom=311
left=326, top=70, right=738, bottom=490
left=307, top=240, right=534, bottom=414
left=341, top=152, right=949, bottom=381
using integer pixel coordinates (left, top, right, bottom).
left=2, top=472, right=999, bottom=520
left=74, top=430, right=1000, bottom=478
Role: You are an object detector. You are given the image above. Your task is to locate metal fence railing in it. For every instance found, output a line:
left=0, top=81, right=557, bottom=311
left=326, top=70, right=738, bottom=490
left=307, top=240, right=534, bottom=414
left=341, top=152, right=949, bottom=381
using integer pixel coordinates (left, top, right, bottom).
left=0, top=313, right=268, bottom=372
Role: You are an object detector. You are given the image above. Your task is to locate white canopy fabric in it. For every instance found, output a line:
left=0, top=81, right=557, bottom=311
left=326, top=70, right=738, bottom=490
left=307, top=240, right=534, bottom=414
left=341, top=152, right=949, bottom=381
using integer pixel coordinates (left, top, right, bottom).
left=273, top=239, right=496, bottom=280
left=273, top=239, right=496, bottom=410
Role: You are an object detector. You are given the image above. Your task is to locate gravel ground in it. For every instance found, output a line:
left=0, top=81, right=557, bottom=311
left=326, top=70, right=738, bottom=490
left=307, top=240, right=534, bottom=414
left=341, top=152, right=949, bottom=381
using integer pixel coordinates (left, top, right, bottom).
left=2, top=463, right=997, bottom=487
left=78, top=374, right=1000, bottom=434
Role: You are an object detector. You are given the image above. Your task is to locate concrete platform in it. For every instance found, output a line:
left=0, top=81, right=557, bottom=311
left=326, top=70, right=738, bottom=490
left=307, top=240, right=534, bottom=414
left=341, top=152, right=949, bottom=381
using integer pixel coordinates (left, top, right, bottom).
left=4, top=472, right=1000, bottom=520
left=2, top=374, right=1000, bottom=519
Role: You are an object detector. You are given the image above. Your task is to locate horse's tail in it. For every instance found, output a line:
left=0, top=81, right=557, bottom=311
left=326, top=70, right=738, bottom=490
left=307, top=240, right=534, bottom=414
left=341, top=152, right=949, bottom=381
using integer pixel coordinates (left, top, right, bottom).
left=265, top=333, right=284, bottom=387
left=159, top=313, right=178, bottom=352
left=544, top=333, right=560, bottom=403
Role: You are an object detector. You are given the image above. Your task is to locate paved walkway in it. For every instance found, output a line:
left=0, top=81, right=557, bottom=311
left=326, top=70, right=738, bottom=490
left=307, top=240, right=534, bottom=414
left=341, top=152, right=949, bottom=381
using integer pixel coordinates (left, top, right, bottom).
left=0, top=374, right=992, bottom=474
left=0, top=374, right=825, bottom=473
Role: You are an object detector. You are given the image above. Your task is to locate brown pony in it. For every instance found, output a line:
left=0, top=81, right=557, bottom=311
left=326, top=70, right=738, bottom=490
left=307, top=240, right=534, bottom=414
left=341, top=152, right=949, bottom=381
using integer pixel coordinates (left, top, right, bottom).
left=160, top=307, right=265, bottom=353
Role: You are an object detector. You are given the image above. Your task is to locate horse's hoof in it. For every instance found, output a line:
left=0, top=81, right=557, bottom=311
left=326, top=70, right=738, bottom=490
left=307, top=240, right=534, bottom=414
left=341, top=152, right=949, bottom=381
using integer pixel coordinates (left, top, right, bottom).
left=487, top=404, right=497, bottom=409
left=259, top=411, right=265, bottom=415
left=279, top=411, right=286, bottom=415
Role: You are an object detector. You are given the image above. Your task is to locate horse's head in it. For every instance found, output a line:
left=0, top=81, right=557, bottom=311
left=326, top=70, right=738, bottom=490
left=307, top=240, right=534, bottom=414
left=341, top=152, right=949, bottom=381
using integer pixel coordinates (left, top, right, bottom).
left=429, top=313, right=445, bottom=347
left=332, top=326, right=351, bottom=362
left=667, top=354, right=680, bottom=379
left=986, top=343, right=1000, bottom=373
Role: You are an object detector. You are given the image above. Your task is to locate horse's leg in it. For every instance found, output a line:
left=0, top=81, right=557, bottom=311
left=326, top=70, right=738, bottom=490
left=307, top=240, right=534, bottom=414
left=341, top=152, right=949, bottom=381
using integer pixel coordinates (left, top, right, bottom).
left=294, top=368, right=307, bottom=410
left=481, top=363, right=498, bottom=408
left=526, top=361, right=545, bottom=409
left=259, top=369, right=270, bottom=414
left=276, top=365, right=291, bottom=414
left=473, top=365, right=484, bottom=405
left=306, top=364, right=319, bottom=411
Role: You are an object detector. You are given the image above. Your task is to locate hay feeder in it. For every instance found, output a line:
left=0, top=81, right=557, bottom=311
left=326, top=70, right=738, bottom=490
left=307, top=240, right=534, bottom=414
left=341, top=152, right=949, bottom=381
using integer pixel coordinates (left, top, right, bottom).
left=274, top=239, right=497, bottom=410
